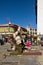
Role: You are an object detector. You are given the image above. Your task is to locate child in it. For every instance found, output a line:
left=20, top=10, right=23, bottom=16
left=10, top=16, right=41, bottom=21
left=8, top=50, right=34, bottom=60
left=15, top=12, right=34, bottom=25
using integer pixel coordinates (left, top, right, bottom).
left=25, top=39, right=31, bottom=50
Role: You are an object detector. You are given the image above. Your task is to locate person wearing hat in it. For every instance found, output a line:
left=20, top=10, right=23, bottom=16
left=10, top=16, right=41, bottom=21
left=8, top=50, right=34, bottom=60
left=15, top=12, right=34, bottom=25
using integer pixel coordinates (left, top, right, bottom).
left=11, top=26, right=23, bottom=54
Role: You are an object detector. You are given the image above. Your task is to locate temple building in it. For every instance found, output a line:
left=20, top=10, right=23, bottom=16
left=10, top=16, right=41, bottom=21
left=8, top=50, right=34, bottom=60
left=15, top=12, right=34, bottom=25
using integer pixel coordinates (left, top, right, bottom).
left=0, top=23, right=27, bottom=37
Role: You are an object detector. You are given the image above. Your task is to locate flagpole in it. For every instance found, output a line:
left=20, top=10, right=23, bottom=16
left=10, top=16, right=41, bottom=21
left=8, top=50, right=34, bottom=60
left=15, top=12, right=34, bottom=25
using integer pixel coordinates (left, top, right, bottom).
left=6, top=18, right=11, bottom=34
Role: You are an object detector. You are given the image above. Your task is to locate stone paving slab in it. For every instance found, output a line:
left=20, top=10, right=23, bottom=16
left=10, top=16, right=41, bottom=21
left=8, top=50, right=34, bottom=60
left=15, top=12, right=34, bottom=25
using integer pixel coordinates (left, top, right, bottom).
left=0, top=55, right=41, bottom=65
left=0, top=44, right=43, bottom=65
left=0, top=62, right=18, bottom=65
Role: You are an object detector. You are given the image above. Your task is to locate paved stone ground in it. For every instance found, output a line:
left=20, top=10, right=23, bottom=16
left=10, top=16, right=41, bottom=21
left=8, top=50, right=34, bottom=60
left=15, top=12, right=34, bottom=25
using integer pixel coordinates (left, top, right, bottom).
left=0, top=43, right=43, bottom=65
left=0, top=56, right=41, bottom=65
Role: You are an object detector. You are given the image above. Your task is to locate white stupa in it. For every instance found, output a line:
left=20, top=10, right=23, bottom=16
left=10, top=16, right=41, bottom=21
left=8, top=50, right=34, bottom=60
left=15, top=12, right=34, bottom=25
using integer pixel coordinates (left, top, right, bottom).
left=9, top=21, right=11, bottom=24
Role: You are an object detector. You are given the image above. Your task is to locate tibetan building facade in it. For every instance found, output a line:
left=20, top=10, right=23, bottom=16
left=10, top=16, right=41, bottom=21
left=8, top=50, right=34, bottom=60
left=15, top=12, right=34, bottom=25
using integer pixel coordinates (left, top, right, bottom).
left=0, top=23, right=27, bottom=37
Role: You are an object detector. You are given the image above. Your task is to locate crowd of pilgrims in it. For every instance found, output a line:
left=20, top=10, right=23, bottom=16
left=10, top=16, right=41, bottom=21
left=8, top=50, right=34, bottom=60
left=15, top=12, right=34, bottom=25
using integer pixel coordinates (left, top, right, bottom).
left=0, top=26, right=37, bottom=54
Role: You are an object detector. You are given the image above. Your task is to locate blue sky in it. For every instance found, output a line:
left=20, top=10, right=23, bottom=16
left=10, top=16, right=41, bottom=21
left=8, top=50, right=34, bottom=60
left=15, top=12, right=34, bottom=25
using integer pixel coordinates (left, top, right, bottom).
left=0, top=0, right=36, bottom=28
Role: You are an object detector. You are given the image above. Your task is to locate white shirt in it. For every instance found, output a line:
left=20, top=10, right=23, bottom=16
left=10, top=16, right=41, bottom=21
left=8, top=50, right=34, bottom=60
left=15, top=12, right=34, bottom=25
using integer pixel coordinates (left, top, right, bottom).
left=15, top=36, right=21, bottom=44
left=13, top=26, right=21, bottom=44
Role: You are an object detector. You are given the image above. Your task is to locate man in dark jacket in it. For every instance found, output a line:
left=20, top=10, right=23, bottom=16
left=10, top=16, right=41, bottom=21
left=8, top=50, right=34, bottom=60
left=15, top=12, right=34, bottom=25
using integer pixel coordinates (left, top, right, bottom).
left=0, top=34, right=4, bottom=45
